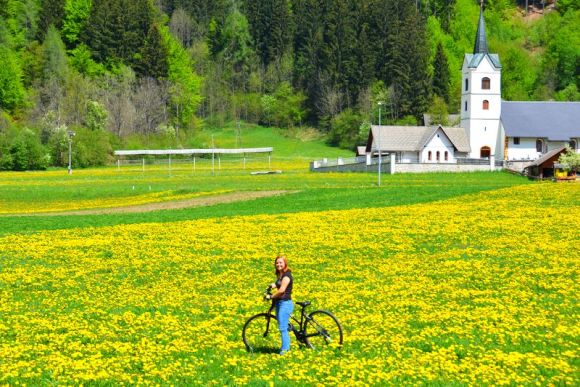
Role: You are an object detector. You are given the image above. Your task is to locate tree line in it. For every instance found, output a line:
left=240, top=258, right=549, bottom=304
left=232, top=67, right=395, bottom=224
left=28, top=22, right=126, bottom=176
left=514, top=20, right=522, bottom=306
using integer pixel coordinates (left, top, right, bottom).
left=0, top=0, right=578, bottom=169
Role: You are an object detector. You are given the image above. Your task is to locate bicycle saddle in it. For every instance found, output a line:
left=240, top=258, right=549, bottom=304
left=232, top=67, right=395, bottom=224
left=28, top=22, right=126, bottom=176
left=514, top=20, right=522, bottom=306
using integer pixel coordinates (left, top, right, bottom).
left=296, top=301, right=311, bottom=307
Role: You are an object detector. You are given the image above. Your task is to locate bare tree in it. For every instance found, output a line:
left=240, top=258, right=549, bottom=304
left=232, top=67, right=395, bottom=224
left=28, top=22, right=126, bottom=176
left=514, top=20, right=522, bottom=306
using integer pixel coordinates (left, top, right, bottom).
left=170, top=8, right=195, bottom=48
left=132, top=77, right=169, bottom=134
left=315, top=72, right=344, bottom=120
left=101, top=70, right=136, bottom=137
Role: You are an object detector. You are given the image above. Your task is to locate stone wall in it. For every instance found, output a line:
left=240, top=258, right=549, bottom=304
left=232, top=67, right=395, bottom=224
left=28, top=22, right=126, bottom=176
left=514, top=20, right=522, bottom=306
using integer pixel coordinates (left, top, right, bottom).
left=395, top=163, right=496, bottom=173
left=309, top=161, right=392, bottom=174
left=310, top=161, right=497, bottom=174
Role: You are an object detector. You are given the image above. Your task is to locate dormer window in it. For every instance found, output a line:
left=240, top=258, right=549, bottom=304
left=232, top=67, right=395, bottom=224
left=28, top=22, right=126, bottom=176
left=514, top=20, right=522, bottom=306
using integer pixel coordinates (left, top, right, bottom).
left=482, top=77, right=490, bottom=90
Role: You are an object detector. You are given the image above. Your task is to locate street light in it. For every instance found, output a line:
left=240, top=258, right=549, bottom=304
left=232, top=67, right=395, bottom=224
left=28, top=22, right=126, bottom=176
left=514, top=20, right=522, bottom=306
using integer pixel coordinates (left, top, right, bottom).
left=67, top=130, right=76, bottom=175
left=377, top=101, right=384, bottom=187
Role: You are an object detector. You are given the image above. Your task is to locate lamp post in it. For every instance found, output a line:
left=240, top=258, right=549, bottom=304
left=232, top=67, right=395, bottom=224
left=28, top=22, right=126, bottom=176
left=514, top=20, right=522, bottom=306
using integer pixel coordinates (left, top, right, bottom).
left=67, top=130, right=75, bottom=175
left=377, top=101, right=384, bottom=187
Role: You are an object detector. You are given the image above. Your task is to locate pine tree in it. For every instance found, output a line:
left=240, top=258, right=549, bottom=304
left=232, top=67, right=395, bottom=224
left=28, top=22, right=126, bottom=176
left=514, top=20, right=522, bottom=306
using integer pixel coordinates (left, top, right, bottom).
left=82, top=0, right=154, bottom=67
left=136, top=24, right=169, bottom=79
left=243, top=0, right=290, bottom=67
left=433, top=42, right=450, bottom=104
left=37, top=0, right=66, bottom=40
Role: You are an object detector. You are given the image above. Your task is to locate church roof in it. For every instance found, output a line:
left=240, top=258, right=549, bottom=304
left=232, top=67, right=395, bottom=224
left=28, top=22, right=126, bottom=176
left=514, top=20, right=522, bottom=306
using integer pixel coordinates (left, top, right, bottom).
left=368, top=125, right=470, bottom=153
left=465, top=53, right=501, bottom=69
left=501, top=101, right=580, bottom=140
left=474, top=8, right=488, bottom=54
left=465, top=7, right=501, bottom=69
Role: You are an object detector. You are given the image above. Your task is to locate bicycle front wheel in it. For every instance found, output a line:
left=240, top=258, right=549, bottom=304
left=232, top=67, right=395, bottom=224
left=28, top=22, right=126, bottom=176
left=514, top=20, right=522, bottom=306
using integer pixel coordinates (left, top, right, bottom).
left=242, top=313, right=278, bottom=353
left=305, top=310, right=343, bottom=350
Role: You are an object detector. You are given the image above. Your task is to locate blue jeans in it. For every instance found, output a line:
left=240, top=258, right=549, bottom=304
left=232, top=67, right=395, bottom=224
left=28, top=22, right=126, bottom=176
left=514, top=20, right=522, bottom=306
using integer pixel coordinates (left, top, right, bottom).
left=276, top=300, right=294, bottom=353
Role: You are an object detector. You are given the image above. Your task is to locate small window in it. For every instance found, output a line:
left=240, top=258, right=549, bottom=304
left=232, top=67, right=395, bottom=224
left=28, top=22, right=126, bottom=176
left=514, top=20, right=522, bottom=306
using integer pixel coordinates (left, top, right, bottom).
left=483, top=100, right=489, bottom=110
left=436, top=151, right=440, bottom=161
left=464, top=101, right=468, bottom=111
left=482, top=77, right=490, bottom=90
left=428, top=151, right=432, bottom=161
left=513, top=137, right=520, bottom=145
left=444, top=151, right=449, bottom=161
left=536, top=139, right=543, bottom=153
left=465, top=79, right=469, bottom=91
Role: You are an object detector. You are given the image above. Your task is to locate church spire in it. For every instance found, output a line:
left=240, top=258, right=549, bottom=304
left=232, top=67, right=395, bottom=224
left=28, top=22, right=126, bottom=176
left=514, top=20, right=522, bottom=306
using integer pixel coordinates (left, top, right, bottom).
left=473, top=2, right=488, bottom=54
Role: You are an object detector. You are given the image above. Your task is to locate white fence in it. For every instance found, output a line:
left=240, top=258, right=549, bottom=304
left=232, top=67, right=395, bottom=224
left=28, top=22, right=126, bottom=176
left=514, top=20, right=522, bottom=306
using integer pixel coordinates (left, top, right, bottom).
left=114, top=147, right=274, bottom=174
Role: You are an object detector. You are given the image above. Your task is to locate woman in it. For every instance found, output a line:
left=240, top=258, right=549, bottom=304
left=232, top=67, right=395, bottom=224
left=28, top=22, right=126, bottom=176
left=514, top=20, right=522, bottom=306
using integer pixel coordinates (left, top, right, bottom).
left=264, top=255, right=294, bottom=354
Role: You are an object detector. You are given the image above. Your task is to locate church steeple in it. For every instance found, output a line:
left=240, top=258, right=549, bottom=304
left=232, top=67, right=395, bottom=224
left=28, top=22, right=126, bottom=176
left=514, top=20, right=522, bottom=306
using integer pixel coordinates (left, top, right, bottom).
left=473, top=3, right=488, bottom=54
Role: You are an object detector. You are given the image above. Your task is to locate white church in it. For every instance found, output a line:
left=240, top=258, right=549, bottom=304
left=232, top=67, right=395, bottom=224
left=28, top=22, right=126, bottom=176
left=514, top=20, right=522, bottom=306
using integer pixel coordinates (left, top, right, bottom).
left=365, top=7, right=580, bottom=168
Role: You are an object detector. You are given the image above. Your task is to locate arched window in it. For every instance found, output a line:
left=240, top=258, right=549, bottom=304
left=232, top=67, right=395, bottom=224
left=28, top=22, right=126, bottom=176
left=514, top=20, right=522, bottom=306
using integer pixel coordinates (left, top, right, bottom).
left=444, top=151, right=449, bottom=161
left=536, top=139, right=543, bottom=153
left=436, top=151, right=440, bottom=161
left=465, top=79, right=469, bottom=91
left=428, top=151, right=432, bottom=161
left=483, top=100, right=489, bottom=110
left=570, top=140, right=577, bottom=150
left=480, top=146, right=491, bottom=158
left=482, top=77, right=490, bottom=90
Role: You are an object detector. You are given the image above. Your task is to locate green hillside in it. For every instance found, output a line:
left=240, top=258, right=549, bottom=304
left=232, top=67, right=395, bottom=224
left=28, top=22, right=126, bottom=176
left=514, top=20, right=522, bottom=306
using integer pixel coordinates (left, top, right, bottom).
left=0, top=0, right=577, bottom=171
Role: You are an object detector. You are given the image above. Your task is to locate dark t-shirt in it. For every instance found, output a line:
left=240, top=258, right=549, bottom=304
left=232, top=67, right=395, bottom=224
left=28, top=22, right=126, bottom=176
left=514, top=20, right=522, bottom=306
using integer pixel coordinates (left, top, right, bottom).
left=275, top=271, right=293, bottom=300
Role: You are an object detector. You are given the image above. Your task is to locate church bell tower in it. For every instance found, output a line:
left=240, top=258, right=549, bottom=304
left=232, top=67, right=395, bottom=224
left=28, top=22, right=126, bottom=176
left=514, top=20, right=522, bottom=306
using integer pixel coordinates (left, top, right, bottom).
left=460, top=4, right=502, bottom=159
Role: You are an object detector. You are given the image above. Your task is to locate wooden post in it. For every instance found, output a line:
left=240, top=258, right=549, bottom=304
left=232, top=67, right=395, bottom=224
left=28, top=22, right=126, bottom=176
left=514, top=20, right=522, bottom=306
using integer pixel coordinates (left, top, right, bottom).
left=142, top=158, right=145, bottom=172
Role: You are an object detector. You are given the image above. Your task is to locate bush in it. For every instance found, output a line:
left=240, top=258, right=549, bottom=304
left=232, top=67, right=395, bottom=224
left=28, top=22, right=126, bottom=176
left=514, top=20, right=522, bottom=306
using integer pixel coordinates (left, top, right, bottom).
left=71, top=127, right=113, bottom=168
left=327, top=109, right=364, bottom=150
left=9, top=129, right=49, bottom=171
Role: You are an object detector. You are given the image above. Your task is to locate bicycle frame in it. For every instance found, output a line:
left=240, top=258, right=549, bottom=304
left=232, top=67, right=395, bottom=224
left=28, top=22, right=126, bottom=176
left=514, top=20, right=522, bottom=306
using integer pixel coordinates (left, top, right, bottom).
left=266, top=299, right=313, bottom=344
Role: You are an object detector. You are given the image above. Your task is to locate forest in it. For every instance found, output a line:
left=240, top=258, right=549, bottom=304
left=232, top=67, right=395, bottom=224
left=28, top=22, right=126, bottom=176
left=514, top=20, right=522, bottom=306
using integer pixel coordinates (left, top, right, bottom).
left=0, top=0, right=578, bottom=170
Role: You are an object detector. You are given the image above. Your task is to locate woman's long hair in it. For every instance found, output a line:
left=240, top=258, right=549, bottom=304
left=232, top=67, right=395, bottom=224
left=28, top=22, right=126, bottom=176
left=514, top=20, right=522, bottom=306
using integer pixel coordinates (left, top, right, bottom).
left=274, top=255, right=291, bottom=278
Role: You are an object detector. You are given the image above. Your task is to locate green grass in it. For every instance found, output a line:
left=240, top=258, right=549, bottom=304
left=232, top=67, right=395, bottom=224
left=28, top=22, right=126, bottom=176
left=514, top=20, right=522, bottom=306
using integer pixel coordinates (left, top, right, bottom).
left=0, top=170, right=530, bottom=235
left=191, top=123, right=353, bottom=159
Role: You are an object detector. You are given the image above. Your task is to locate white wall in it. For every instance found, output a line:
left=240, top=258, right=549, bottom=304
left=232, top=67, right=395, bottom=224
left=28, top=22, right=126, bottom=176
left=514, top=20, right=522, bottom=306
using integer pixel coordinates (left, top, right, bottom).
left=506, top=137, right=578, bottom=160
left=421, top=129, right=456, bottom=163
left=506, top=137, right=541, bottom=160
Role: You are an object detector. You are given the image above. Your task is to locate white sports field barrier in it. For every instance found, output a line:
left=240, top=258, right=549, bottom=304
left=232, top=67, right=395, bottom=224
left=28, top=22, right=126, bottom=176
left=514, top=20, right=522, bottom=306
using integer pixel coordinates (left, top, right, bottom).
left=114, top=148, right=273, bottom=174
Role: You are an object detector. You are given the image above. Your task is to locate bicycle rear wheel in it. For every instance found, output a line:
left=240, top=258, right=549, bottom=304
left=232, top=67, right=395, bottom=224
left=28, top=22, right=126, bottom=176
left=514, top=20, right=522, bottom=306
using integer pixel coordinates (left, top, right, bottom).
left=242, top=313, right=278, bottom=353
left=305, top=310, right=343, bottom=350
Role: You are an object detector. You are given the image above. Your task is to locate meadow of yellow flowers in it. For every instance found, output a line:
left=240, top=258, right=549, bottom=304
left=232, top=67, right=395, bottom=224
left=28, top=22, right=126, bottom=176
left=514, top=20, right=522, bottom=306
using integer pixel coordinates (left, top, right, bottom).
left=0, top=182, right=578, bottom=384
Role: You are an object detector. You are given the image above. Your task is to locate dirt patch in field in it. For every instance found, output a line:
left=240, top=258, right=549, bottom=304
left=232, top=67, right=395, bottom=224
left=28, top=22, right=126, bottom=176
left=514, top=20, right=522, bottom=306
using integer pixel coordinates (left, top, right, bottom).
left=10, top=190, right=297, bottom=217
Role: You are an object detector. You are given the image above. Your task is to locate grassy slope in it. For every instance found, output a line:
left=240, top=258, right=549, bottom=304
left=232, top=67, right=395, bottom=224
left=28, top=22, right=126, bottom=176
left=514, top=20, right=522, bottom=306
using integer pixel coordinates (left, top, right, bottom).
left=194, top=124, right=353, bottom=159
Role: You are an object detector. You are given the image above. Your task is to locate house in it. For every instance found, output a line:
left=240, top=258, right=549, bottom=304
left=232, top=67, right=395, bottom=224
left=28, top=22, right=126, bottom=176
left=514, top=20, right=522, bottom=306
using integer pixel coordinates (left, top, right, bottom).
left=501, top=102, right=580, bottom=161
left=366, top=6, right=580, bottom=166
left=365, top=125, right=470, bottom=163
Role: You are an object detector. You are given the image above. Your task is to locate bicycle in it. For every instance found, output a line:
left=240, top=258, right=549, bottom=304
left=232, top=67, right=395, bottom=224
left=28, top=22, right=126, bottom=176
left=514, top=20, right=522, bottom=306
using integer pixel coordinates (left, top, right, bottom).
left=242, top=287, right=344, bottom=353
